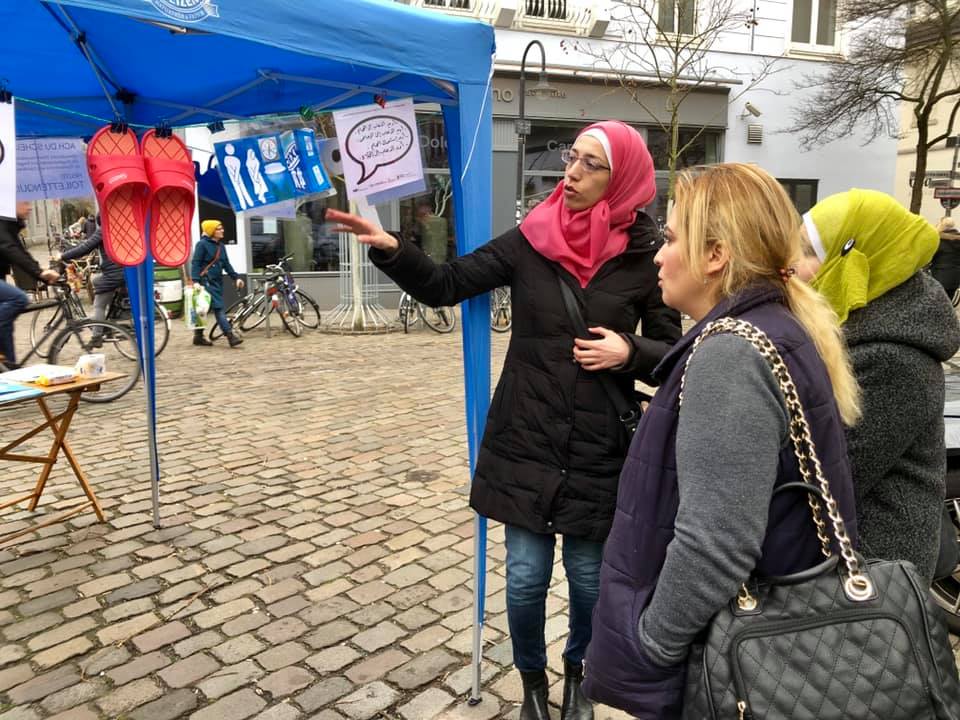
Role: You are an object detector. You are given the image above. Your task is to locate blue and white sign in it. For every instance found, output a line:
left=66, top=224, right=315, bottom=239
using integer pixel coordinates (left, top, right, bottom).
left=15, top=136, right=92, bottom=202
left=213, top=129, right=333, bottom=213
left=148, top=0, right=218, bottom=23
left=0, top=100, right=14, bottom=218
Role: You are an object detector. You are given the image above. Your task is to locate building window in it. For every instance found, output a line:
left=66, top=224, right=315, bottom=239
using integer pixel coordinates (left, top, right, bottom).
left=645, top=127, right=722, bottom=171
left=778, top=178, right=819, bottom=215
left=791, top=0, right=837, bottom=48
left=249, top=177, right=348, bottom=273
left=526, top=0, right=568, bottom=20
left=425, top=0, right=470, bottom=7
left=659, top=0, right=696, bottom=34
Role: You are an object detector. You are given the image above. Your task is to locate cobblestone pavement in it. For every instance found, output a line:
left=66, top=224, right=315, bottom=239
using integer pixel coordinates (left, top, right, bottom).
left=1, top=315, right=958, bottom=720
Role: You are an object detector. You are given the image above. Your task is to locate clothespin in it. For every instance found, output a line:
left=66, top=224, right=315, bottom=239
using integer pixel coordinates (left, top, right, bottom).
left=299, top=106, right=315, bottom=122
left=206, top=120, right=225, bottom=134
left=0, top=79, right=12, bottom=104
left=373, top=94, right=387, bottom=109
left=110, top=117, right=129, bottom=134
left=155, top=120, right=172, bottom=139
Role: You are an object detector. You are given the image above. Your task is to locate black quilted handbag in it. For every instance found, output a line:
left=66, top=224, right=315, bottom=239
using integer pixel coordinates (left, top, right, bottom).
left=680, top=318, right=960, bottom=720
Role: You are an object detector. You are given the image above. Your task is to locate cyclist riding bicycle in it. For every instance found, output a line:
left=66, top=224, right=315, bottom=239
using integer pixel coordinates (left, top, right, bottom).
left=54, top=214, right=123, bottom=338
left=0, top=202, right=59, bottom=366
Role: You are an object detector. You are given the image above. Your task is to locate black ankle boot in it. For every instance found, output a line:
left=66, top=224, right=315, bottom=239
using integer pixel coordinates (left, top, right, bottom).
left=519, top=670, right=550, bottom=720
left=226, top=332, right=243, bottom=348
left=561, top=660, right=593, bottom=720
left=193, top=329, right=213, bottom=346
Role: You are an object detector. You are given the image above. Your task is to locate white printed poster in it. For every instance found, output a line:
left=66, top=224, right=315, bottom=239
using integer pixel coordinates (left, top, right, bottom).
left=16, top=136, right=93, bottom=201
left=333, top=98, right=424, bottom=200
left=0, top=101, right=15, bottom=219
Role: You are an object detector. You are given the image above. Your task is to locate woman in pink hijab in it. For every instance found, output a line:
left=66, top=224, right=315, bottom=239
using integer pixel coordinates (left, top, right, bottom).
left=329, top=120, right=679, bottom=720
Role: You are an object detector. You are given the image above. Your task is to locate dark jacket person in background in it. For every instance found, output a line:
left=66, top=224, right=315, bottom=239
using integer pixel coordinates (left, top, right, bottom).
left=0, top=202, right=59, bottom=365
left=327, top=121, right=680, bottom=720
left=802, top=189, right=960, bottom=582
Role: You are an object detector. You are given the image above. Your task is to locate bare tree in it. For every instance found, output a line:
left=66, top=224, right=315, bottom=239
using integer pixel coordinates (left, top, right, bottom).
left=563, top=0, right=780, bottom=198
left=788, top=0, right=960, bottom=212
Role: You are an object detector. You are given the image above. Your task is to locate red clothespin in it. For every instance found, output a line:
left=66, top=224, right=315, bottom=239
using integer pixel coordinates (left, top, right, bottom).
left=373, top=94, right=387, bottom=109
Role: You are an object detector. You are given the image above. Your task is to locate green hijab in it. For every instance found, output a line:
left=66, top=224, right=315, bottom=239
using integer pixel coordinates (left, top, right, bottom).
left=807, top=189, right=939, bottom=324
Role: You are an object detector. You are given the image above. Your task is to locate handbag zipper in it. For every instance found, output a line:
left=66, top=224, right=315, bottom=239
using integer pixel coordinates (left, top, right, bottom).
left=729, top=610, right=933, bottom=718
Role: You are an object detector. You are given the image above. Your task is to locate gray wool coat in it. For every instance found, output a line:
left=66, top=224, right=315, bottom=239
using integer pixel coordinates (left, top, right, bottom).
left=844, top=271, right=960, bottom=582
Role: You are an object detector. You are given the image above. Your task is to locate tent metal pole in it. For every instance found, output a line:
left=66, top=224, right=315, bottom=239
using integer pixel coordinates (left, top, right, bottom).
left=469, top=512, right=486, bottom=705
left=261, top=72, right=457, bottom=106
left=168, top=76, right=270, bottom=124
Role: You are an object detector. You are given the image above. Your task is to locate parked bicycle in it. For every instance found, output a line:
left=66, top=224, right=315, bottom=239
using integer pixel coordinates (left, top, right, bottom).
left=490, top=286, right=512, bottom=333
left=209, top=255, right=321, bottom=340
left=2, top=280, right=140, bottom=403
left=30, top=273, right=169, bottom=359
left=397, top=291, right=456, bottom=334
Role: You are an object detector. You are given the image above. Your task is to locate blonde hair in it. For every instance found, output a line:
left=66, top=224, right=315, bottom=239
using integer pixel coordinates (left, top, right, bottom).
left=673, top=163, right=861, bottom=425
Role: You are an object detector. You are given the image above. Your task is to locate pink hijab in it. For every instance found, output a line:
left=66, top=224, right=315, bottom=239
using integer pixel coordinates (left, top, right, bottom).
left=520, top=121, right=656, bottom=287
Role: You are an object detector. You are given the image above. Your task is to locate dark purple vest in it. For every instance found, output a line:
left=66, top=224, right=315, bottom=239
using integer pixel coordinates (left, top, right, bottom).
left=582, top=285, right=858, bottom=719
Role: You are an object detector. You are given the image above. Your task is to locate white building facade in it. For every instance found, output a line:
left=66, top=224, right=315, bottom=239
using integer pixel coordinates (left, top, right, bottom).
left=190, top=0, right=899, bottom=307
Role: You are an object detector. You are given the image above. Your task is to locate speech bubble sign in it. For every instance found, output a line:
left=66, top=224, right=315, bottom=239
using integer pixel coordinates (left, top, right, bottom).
left=344, top=115, right=414, bottom=185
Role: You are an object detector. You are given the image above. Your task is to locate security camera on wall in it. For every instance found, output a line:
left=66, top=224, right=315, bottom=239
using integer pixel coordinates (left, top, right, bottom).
left=742, top=102, right=762, bottom=118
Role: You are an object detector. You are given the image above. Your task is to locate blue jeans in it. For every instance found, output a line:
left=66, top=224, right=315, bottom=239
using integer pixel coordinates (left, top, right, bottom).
left=0, top=280, right=29, bottom=365
left=213, top=307, right=231, bottom=335
left=505, top=524, right=604, bottom=672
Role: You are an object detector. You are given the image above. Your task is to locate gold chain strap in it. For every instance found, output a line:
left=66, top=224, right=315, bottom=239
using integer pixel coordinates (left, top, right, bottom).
left=679, top=317, right=872, bottom=600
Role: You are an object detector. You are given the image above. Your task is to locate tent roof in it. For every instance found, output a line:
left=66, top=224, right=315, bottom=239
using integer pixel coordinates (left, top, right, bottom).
left=4, top=0, right=495, bottom=137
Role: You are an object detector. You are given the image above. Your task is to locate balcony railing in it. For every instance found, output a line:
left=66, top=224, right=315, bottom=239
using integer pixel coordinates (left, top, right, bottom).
left=400, top=0, right=608, bottom=36
left=423, top=0, right=471, bottom=7
left=525, top=0, right=567, bottom=19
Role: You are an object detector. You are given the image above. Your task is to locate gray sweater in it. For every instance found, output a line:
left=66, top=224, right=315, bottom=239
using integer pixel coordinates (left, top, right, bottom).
left=639, top=333, right=789, bottom=665
left=843, top=272, right=960, bottom=582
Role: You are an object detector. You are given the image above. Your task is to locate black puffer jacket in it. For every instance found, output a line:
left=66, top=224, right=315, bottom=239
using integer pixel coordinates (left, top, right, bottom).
left=370, top=213, right=681, bottom=541
left=0, top=219, right=42, bottom=283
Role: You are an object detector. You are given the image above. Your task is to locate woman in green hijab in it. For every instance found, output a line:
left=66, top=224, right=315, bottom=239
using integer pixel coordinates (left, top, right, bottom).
left=798, top=188, right=960, bottom=582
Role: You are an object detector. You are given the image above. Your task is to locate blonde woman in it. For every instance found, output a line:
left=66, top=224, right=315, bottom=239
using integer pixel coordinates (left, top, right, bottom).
left=582, top=164, right=861, bottom=719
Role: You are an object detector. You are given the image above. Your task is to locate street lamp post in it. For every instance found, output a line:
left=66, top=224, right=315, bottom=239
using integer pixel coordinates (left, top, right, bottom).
left=948, top=133, right=960, bottom=218
left=515, top=40, right=553, bottom=223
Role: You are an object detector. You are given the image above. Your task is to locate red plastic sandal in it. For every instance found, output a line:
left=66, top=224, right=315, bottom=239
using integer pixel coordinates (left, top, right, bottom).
left=141, top=130, right=196, bottom=267
left=86, top=126, right=150, bottom=267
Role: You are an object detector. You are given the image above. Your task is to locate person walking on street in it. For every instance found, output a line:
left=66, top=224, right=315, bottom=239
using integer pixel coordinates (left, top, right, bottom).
left=929, top=216, right=960, bottom=303
left=190, top=220, right=244, bottom=348
left=329, top=120, right=681, bottom=720
left=800, top=190, right=960, bottom=582
left=582, top=164, right=861, bottom=719
left=0, top=202, right=59, bottom=366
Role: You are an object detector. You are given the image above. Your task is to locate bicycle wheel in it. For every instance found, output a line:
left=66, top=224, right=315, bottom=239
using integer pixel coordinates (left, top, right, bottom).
left=49, top=320, right=140, bottom=403
left=240, top=294, right=272, bottom=332
left=152, top=301, right=170, bottom=355
left=209, top=297, right=251, bottom=341
left=30, top=303, right=64, bottom=359
left=398, top=294, right=419, bottom=333
left=293, top=290, right=321, bottom=329
left=279, top=295, right=303, bottom=337
left=420, top=304, right=457, bottom=333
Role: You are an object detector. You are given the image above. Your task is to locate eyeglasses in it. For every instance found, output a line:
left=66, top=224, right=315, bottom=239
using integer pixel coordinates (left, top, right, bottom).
left=560, top=149, right=610, bottom=174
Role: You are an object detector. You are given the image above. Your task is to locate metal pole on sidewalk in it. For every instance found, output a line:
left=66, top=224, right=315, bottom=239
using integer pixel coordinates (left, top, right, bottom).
left=469, top=513, right=487, bottom=705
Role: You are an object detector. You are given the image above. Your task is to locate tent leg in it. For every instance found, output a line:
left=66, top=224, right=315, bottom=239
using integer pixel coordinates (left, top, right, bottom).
left=469, top=512, right=487, bottom=705
left=134, top=263, right=162, bottom=530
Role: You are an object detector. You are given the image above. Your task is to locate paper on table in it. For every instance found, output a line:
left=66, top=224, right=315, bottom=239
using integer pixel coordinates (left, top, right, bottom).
left=0, top=364, right=76, bottom=383
left=0, top=379, right=42, bottom=402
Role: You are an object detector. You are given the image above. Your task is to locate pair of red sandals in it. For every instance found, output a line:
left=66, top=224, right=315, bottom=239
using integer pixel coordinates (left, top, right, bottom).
left=86, top=125, right=196, bottom=267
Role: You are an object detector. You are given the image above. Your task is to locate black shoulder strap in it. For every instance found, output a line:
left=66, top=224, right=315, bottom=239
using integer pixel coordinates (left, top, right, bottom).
left=555, top=273, right=640, bottom=430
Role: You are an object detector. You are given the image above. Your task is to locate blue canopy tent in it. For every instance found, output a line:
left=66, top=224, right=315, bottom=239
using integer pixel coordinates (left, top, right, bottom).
left=4, top=0, right=495, bottom=702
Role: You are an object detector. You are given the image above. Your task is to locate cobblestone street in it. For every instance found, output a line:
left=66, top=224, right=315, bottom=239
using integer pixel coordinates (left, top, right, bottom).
left=1, top=316, right=958, bottom=720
